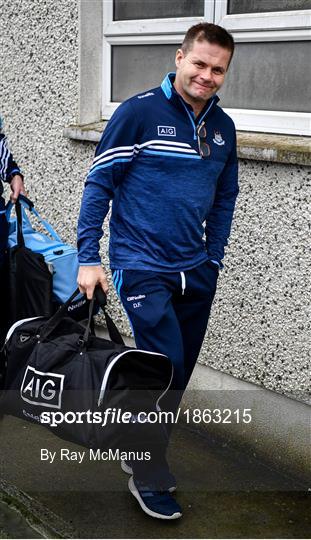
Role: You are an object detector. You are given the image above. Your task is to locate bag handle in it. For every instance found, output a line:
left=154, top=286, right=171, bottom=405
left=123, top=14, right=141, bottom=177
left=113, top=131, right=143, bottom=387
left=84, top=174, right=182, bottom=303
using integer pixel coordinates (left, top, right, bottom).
left=95, top=287, right=125, bottom=346
left=81, top=287, right=125, bottom=347
left=6, top=195, right=62, bottom=243
left=15, top=199, right=25, bottom=248
left=6, top=196, right=35, bottom=247
left=27, top=206, right=62, bottom=242
left=16, top=193, right=34, bottom=209
left=39, top=286, right=125, bottom=346
left=38, top=287, right=81, bottom=340
left=6, top=194, right=34, bottom=220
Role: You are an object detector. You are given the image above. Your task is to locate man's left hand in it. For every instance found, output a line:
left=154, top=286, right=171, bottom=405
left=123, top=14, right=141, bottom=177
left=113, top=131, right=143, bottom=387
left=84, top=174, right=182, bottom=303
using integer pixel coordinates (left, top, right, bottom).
left=10, top=174, right=26, bottom=203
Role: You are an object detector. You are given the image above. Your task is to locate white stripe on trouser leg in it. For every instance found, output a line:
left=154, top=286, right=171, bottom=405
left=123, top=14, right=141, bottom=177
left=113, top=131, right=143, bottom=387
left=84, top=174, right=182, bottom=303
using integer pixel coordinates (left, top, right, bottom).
left=114, top=270, right=136, bottom=339
left=180, top=272, right=186, bottom=295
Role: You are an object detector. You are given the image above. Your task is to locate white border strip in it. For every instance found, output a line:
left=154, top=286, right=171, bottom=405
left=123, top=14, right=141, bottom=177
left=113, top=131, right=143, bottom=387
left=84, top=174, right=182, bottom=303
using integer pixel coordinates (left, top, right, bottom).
left=97, top=349, right=172, bottom=407
left=224, top=109, right=311, bottom=136
left=5, top=317, right=43, bottom=344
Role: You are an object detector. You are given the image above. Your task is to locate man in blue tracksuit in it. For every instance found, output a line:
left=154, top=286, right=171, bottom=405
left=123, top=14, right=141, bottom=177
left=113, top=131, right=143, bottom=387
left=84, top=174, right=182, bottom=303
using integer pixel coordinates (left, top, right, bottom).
left=77, top=23, right=239, bottom=519
left=0, top=118, right=25, bottom=343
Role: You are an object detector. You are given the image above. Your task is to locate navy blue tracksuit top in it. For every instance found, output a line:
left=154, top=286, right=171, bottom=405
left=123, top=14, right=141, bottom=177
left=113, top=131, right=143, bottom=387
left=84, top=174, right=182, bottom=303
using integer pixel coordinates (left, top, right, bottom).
left=77, top=73, right=239, bottom=271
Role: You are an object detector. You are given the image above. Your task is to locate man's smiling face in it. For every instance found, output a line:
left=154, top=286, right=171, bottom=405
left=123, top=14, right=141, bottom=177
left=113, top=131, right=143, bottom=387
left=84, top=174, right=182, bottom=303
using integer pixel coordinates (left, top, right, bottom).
left=174, top=40, right=232, bottom=109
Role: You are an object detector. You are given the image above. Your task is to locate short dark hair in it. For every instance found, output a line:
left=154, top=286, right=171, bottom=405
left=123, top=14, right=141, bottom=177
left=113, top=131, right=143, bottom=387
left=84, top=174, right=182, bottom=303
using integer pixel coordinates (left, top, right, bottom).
left=181, top=22, right=235, bottom=64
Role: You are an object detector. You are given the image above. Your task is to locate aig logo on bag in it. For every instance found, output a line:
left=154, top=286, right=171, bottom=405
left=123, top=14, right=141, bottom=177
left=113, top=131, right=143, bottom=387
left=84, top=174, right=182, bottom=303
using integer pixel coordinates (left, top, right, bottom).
left=20, top=366, right=65, bottom=409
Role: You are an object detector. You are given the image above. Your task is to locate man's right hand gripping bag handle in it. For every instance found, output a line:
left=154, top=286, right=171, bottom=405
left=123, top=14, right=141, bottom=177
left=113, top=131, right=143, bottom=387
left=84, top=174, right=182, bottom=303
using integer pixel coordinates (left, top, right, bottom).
left=39, top=286, right=125, bottom=346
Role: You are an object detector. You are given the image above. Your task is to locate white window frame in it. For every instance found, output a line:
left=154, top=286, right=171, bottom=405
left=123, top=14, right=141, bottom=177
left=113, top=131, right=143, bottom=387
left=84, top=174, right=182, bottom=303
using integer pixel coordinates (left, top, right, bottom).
left=102, top=0, right=311, bottom=135
left=102, top=0, right=213, bottom=118
left=215, top=0, right=311, bottom=135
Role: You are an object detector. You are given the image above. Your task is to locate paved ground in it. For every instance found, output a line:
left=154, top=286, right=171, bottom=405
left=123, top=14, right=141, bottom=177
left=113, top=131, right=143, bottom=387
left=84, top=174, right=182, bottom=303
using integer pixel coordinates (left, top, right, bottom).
left=0, top=501, right=43, bottom=539
left=0, top=415, right=310, bottom=539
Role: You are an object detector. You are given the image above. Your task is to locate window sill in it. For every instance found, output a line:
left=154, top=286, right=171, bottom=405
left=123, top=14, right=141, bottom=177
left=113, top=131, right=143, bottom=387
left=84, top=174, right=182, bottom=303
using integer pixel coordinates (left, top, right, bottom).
left=63, top=122, right=107, bottom=143
left=236, top=132, right=310, bottom=166
left=63, top=123, right=310, bottom=166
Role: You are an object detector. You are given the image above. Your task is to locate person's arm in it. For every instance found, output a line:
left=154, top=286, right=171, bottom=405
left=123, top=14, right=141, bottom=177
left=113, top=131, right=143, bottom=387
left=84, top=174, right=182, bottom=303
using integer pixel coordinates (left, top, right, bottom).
left=205, top=129, right=239, bottom=269
left=77, top=100, right=140, bottom=298
left=0, top=133, right=25, bottom=202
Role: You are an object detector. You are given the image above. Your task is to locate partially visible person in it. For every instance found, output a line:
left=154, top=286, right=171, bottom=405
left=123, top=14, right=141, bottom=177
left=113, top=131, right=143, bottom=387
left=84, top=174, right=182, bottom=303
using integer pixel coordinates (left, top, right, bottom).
left=0, top=117, right=25, bottom=342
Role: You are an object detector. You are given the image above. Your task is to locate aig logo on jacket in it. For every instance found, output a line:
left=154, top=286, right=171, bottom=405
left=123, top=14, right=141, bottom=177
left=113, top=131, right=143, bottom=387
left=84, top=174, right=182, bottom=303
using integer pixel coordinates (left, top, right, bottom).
left=157, top=125, right=176, bottom=136
left=20, top=366, right=64, bottom=409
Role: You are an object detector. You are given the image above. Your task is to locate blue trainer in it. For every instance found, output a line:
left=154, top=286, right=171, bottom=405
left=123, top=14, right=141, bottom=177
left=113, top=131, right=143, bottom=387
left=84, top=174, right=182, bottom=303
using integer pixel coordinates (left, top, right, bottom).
left=121, top=460, right=177, bottom=492
left=128, top=476, right=182, bottom=520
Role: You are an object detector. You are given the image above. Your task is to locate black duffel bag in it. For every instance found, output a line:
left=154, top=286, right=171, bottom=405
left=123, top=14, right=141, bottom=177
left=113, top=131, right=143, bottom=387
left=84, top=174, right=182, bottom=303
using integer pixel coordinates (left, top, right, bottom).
left=5, top=197, right=53, bottom=329
left=6, top=194, right=98, bottom=325
left=0, top=288, right=173, bottom=452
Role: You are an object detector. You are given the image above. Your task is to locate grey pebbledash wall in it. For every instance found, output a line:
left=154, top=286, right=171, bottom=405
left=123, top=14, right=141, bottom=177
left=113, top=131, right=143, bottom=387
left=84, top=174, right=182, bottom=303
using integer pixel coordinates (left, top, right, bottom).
left=202, top=160, right=310, bottom=404
left=0, top=0, right=310, bottom=405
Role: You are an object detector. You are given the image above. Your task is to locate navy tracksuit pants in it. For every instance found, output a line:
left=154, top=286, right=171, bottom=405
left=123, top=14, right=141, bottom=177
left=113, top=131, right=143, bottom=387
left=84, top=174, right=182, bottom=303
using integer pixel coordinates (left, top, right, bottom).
left=113, top=260, right=218, bottom=390
left=112, top=260, right=218, bottom=486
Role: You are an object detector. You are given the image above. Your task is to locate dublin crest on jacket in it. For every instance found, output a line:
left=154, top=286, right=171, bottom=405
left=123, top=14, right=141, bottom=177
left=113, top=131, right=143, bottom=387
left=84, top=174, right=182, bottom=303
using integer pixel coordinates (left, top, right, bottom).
left=213, top=131, right=225, bottom=146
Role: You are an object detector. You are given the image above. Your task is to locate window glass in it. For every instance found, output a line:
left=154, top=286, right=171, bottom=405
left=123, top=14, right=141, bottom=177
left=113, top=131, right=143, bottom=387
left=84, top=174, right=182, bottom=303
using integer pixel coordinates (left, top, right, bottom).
left=113, top=0, right=204, bottom=20
left=228, top=0, right=311, bottom=14
left=111, top=44, right=178, bottom=101
left=218, top=41, right=311, bottom=113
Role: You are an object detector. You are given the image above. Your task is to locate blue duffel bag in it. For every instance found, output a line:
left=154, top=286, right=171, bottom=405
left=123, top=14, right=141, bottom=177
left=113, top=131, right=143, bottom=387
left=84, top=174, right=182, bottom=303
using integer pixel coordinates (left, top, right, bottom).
left=6, top=194, right=94, bottom=320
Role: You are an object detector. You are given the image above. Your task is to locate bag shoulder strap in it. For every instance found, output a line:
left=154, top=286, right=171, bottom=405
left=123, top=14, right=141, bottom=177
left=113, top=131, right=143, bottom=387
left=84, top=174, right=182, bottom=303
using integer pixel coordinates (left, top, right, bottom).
left=28, top=206, right=62, bottom=243
left=6, top=195, right=62, bottom=243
